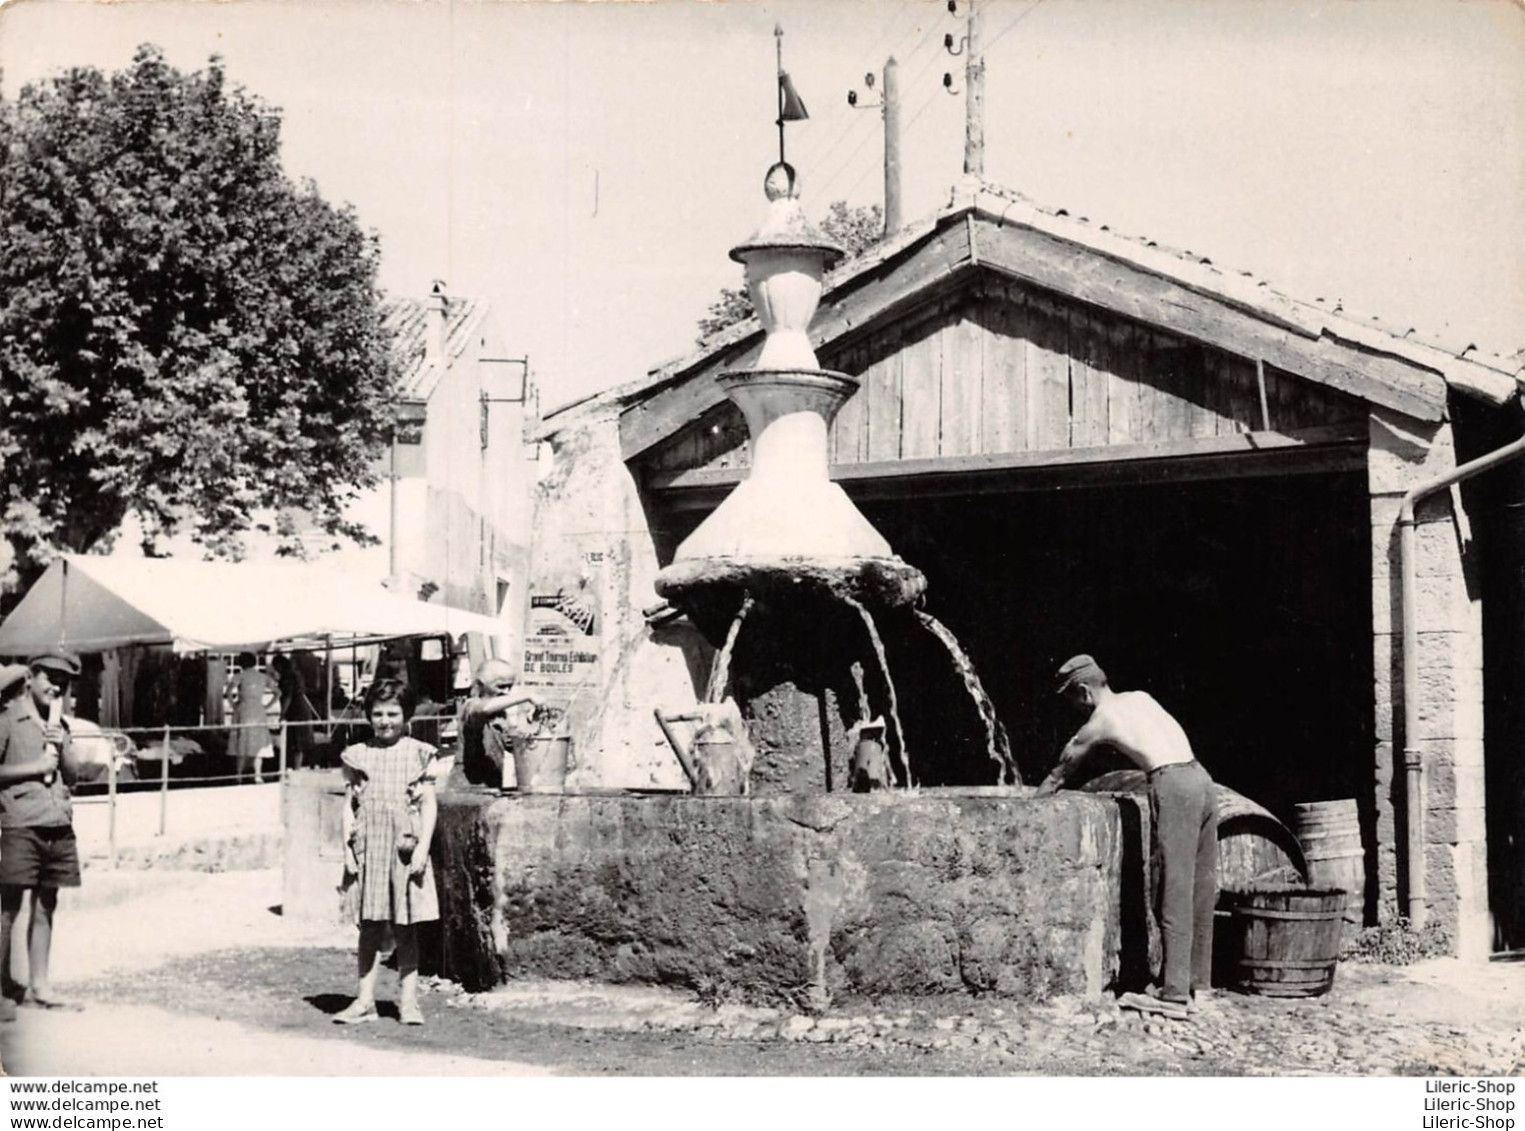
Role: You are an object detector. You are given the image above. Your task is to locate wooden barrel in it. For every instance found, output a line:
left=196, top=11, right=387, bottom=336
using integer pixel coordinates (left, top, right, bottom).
left=1288, top=799, right=1363, bottom=932
left=1220, top=886, right=1345, bottom=997
left=1080, top=770, right=1309, bottom=889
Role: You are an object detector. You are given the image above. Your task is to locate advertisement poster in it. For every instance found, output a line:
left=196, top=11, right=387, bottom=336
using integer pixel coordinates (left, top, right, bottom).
left=522, top=587, right=601, bottom=705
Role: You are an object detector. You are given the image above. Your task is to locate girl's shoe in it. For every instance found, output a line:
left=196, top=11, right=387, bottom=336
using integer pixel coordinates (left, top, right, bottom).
left=333, top=999, right=378, bottom=1024
left=399, top=1000, right=425, bottom=1026
left=24, top=990, right=81, bottom=1012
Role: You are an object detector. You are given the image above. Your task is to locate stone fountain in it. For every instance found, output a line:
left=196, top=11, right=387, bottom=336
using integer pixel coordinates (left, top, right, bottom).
left=431, top=164, right=1142, bottom=1007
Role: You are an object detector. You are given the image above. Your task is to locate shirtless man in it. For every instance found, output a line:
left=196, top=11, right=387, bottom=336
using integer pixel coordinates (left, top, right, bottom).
left=1036, top=655, right=1217, bottom=1019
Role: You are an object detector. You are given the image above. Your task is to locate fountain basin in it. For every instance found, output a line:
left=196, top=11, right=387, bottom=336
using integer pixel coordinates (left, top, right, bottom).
left=434, top=788, right=1144, bottom=1003
left=655, top=555, right=926, bottom=612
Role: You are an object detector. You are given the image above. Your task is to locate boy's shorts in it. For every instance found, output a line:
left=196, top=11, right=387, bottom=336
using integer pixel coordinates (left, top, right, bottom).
left=0, top=826, right=82, bottom=888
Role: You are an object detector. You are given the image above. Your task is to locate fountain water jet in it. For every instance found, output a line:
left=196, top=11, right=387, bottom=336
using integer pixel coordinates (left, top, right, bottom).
left=705, top=593, right=755, bottom=704
left=843, top=593, right=912, bottom=787
left=914, top=610, right=1017, bottom=784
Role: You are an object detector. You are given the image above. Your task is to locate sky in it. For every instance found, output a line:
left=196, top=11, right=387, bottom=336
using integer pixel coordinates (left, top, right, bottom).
left=0, top=0, right=1522, bottom=410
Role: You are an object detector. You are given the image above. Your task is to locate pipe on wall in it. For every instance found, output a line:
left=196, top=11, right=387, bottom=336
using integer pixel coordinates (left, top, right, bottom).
left=1397, top=407, right=1525, bottom=928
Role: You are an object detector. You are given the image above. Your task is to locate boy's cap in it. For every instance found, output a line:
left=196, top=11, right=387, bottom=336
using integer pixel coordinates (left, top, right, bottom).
left=0, top=663, right=29, bottom=696
left=1054, top=654, right=1104, bottom=694
left=28, top=652, right=82, bottom=679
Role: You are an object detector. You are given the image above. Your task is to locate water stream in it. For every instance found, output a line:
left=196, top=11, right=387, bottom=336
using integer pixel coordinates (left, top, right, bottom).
left=843, top=595, right=913, bottom=789
left=914, top=610, right=1018, bottom=784
left=705, top=592, right=755, bottom=704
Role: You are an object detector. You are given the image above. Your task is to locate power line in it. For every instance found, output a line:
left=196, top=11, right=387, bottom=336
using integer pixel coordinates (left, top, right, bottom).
left=982, top=0, right=1056, bottom=57
left=864, top=3, right=933, bottom=73
left=901, top=24, right=952, bottom=101
left=811, top=23, right=939, bottom=183
left=810, top=22, right=950, bottom=200
left=812, top=118, right=882, bottom=203
left=884, top=4, right=946, bottom=66
left=839, top=150, right=881, bottom=203
left=899, top=83, right=946, bottom=152
left=820, top=14, right=955, bottom=198
left=838, top=72, right=948, bottom=204
left=793, top=74, right=879, bottom=185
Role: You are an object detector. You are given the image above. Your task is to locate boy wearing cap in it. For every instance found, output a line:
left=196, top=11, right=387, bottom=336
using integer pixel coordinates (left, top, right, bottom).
left=1036, top=655, right=1217, bottom=1020
left=0, top=653, right=84, bottom=1011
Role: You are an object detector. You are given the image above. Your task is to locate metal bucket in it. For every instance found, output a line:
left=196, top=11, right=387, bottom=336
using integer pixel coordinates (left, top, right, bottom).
left=511, top=735, right=570, bottom=794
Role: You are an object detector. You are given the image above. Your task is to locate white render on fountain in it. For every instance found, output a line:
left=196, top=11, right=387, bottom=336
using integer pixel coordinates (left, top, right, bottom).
left=666, top=164, right=910, bottom=572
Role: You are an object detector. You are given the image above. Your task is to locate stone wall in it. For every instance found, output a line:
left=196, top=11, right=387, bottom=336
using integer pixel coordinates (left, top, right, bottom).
left=1368, top=407, right=1489, bottom=955
left=434, top=788, right=1140, bottom=1004
left=529, top=415, right=708, bottom=791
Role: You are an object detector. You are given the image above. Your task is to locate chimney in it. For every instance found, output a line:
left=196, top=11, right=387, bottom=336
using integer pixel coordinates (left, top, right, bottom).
left=426, top=280, right=448, bottom=364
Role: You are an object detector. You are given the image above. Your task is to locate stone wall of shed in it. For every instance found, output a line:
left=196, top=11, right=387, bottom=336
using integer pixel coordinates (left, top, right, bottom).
left=1368, top=407, right=1489, bottom=956
left=529, top=414, right=705, bottom=790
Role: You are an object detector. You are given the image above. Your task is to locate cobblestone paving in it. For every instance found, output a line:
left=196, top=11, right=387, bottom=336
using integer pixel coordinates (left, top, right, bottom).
left=32, top=871, right=1525, bottom=1077
left=446, top=960, right=1525, bottom=1077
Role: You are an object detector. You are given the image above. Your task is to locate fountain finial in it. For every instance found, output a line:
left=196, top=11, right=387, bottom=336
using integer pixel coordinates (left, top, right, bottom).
left=764, top=161, right=797, bottom=202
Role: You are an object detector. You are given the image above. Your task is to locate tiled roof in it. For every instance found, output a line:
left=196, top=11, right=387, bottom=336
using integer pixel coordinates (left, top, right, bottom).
left=383, top=293, right=488, bottom=402
left=542, top=179, right=1522, bottom=431
left=962, top=182, right=1521, bottom=404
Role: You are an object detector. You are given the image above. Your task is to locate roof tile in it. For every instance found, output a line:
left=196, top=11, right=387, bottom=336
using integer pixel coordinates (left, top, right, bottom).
left=382, top=294, right=487, bottom=401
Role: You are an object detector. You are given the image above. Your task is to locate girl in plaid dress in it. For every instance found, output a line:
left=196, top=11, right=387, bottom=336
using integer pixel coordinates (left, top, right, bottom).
left=334, top=679, right=440, bottom=1026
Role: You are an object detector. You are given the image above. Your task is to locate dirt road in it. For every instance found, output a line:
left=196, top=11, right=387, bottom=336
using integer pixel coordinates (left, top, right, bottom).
left=1, top=869, right=1522, bottom=1077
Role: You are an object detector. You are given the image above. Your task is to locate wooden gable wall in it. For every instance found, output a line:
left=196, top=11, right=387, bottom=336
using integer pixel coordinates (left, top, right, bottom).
left=642, top=271, right=1367, bottom=477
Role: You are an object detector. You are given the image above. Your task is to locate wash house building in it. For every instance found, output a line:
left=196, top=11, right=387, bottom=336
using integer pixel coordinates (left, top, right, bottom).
left=531, top=184, right=1525, bottom=960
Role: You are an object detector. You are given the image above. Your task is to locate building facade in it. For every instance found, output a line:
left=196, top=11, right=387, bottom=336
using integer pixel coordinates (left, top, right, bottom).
left=353, top=283, right=536, bottom=636
left=532, top=183, right=1525, bottom=960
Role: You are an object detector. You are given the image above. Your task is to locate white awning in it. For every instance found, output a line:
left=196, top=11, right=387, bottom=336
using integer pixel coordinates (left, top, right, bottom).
left=0, top=555, right=506, bottom=655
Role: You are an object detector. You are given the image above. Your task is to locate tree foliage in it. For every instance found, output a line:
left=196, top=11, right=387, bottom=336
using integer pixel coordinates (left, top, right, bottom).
left=0, top=45, right=397, bottom=589
left=696, top=201, right=885, bottom=342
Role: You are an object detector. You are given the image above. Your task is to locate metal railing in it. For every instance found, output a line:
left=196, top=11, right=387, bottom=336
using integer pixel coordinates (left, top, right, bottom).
left=83, top=712, right=457, bottom=868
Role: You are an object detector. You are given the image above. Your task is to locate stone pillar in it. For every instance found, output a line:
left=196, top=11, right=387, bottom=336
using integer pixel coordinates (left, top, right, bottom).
left=1369, top=407, right=1489, bottom=956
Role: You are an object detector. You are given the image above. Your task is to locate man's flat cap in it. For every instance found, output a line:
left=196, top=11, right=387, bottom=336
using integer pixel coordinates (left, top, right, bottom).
left=1054, top=654, right=1105, bottom=694
left=28, top=652, right=82, bottom=679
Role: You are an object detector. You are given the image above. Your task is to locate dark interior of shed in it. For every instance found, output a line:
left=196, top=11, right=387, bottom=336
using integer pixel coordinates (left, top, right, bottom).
left=650, top=466, right=1373, bottom=819
left=849, top=470, right=1374, bottom=818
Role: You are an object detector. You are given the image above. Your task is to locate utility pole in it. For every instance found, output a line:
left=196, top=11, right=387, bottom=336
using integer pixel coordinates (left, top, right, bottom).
left=944, top=0, right=985, bottom=179
left=883, top=57, right=902, bottom=235
left=848, top=58, right=903, bottom=237
left=964, top=0, right=985, bottom=178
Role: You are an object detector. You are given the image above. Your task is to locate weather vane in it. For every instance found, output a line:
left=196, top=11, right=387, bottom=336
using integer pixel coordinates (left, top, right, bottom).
left=774, top=24, right=809, bottom=170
